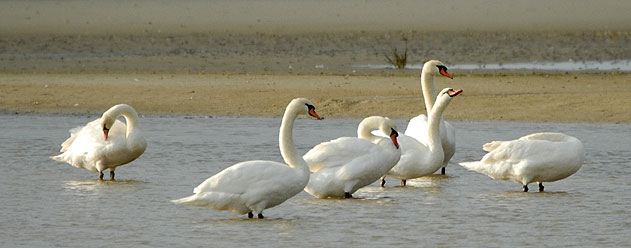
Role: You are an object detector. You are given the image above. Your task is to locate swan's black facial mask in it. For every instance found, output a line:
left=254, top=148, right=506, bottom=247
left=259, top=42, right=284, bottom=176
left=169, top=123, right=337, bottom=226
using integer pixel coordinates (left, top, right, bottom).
left=437, top=65, right=453, bottom=79
left=306, top=104, right=323, bottom=120
left=390, top=128, right=400, bottom=149
left=102, top=125, right=110, bottom=140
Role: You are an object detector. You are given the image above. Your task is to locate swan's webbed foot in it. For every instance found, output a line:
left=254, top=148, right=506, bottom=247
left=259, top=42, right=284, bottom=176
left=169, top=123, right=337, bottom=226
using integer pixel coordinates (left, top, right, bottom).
left=380, top=178, right=386, bottom=187
left=110, top=171, right=116, bottom=181
left=258, top=213, right=264, bottom=219
left=401, top=179, right=407, bottom=187
left=344, top=192, right=352, bottom=199
left=523, top=185, right=529, bottom=192
left=538, top=183, right=544, bottom=192
left=441, top=167, right=446, bottom=175
left=98, top=171, right=104, bottom=180
left=248, top=212, right=253, bottom=219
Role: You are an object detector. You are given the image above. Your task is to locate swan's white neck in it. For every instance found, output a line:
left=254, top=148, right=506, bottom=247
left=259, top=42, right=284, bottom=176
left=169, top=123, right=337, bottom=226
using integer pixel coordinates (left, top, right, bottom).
left=279, top=106, right=309, bottom=175
left=105, top=104, right=140, bottom=138
left=357, top=116, right=382, bottom=143
left=426, top=97, right=449, bottom=152
left=421, top=69, right=437, bottom=113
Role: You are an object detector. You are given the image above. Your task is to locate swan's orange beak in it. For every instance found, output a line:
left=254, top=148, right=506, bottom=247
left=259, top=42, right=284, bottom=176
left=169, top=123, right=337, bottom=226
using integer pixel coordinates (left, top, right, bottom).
left=309, top=108, right=323, bottom=120
left=440, top=67, right=453, bottom=79
left=390, top=128, right=400, bottom=149
left=448, top=89, right=463, bottom=97
left=103, top=127, right=109, bottom=140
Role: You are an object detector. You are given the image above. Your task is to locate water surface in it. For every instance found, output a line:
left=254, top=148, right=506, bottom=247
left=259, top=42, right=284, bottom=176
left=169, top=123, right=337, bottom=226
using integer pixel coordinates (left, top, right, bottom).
left=1, top=114, right=629, bottom=247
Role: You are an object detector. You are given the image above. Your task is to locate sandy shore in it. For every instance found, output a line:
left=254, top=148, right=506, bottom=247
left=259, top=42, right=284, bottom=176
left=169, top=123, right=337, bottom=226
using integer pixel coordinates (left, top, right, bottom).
left=2, top=73, right=630, bottom=123
left=2, top=1, right=630, bottom=123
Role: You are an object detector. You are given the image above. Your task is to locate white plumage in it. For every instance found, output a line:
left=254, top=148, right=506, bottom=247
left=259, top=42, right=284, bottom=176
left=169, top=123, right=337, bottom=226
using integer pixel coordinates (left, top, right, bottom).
left=459, top=132, right=585, bottom=192
left=172, top=98, right=322, bottom=219
left=404, top=60, right=456, bottom=175
left=51, top=104, right=146, bottom=180
left=303, top=116, right=401, bottom=198
left=382, top=88, right=462, bottom=186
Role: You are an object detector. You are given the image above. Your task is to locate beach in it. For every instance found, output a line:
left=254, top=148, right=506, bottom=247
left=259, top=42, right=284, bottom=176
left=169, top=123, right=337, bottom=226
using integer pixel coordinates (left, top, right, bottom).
left=2, top=73, right=630, bottom=123
left=1, top=0, right=631, bottom=123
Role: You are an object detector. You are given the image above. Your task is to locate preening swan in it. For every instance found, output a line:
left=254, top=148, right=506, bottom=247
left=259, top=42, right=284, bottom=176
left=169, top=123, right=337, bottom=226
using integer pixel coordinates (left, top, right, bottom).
left=51, top=104, right=146, bottom=180
left=303, top=116, right=400, bottom=199
left=404, top=60, right=455, bottom=175
left=172, top=98, right=322, bottom=219
left=382, top=88, right=463, bottom=187
left=459, top=132, right=585, bottom=192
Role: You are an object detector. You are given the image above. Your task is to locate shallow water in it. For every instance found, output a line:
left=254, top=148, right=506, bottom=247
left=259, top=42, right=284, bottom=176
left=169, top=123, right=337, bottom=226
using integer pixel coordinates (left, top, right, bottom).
left=1, top=114, right=629, bottom=247
left=355, top=59, right=631, bottom=72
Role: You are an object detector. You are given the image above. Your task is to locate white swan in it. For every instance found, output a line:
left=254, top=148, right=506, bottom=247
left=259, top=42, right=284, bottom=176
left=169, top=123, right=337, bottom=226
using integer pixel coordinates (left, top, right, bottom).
left=381, top=88, right=463, bottom=187
left=51, top=104, right=146, bottom=180
left=303, top=116, right=401, bottom=199
left=172, top=98, right=322, bottom=219
left=404, top=60, right=455, bottom=175
left=459, top=132, right=585, bottom=192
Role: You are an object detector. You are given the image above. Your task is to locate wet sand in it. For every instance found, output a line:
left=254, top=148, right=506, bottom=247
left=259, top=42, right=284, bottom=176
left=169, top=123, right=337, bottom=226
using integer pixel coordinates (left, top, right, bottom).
left=2, top=73, right=630, bottom=123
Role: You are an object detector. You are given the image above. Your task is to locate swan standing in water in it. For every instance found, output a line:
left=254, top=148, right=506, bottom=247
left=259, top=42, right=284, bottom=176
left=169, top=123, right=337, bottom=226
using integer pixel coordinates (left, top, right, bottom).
left=172, top=98, right=322, bottom=219
left=459, top=132, right=585, bottom=192
left=404, top=60, right=455, bottom=175
left=51, top=104, right=147, bottom=180
left=381, top=88, right=463, bottom=187
left=303, top=116, right=400, bottom=199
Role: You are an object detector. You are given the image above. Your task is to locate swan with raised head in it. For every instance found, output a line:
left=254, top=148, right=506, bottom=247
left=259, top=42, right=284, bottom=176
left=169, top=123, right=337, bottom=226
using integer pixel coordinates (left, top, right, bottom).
left=381, top=88, right=463, bottom=187
left=303, top=116, right=400, bottom=199
left=172, top=98, right=322, bottom=219
left=404, top=60, right=455, bottom=175
left=51, top=104, right=146, bottom=180
left=459, top=132, right=585, bottom=192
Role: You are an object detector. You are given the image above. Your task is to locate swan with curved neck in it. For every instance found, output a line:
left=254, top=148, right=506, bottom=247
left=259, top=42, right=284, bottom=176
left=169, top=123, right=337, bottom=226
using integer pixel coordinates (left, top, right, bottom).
left=303, top=116, right=400, bottom=199
left=172, top=98, right=322, bottom=219
left=460, top=132, right=584, bottom=192
left=51, top=104, right=147, bottom=180
left=382, top=88, right=462, bottom=186
left=405, top=60, right=455, bottom=175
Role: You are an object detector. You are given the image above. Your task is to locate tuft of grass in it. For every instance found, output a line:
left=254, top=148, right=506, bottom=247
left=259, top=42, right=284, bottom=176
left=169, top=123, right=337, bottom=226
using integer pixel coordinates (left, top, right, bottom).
left=385, top=45, right=408, bottom=69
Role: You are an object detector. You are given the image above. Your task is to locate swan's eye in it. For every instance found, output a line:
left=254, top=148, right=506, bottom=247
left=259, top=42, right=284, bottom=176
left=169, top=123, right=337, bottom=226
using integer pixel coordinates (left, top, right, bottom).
left=306, top=104, right=315, bottom=110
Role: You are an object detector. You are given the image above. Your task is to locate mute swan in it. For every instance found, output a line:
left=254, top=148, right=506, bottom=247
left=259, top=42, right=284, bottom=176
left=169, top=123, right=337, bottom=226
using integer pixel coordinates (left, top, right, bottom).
left=172, top=98, right=322, bottom=219
left=459, top=132, right=585, bottom=192
left=51, top=104, right=146, bottom=180
left=381, top=88, right=463, bottom=187
left=404, top=60, right=455, bottom=175
left=303, top=116, right=401, bottom=199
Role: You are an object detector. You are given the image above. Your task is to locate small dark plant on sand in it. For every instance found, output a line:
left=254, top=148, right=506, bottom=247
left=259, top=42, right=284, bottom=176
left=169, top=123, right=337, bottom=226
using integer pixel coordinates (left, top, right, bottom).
left=385, top=45, right=408, bottom=69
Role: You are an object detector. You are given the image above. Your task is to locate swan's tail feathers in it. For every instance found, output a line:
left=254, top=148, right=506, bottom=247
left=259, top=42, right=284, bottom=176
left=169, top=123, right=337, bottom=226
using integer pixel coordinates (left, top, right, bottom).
left=171, top=192, right=243, bottom=211
left=482, top=141, right=503, bottom=152
left=50, top=154, right=66, bottom=163
left=459, top=161, right=483, bottom=171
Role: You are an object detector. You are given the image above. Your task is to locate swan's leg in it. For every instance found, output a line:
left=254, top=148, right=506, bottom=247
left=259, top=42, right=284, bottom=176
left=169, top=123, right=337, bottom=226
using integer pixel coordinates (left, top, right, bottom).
left=96, top=162, right=105, bottom=180
left=110, top=170, right=116, bottom=181
left=523, top=185, right=529, bottom=192
left=441, top=167, right=446, bottom=175
left=344, top=192, right=352, bottom=199
left=257, top=213, right=264, bottom=219
left=380, top=177, right=386, bottom=187
left=538, top=183, right=544, bottom=192
left=401, top=179, right=406, bottom=187
left=248, top=212, right=253, bottom=219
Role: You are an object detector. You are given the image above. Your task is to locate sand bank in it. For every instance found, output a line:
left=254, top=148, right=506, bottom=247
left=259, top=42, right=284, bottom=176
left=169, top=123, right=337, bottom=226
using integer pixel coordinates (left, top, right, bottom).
left=2, top=73, right=630, bottom=123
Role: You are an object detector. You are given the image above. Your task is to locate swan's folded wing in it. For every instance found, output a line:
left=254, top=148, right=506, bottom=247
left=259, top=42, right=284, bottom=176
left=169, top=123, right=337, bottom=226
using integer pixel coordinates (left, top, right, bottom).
left=404, top=114, right=429, bottom=142
left=192, top=160, right=293, bottom=194
left=303, top=137, right=376, bottom=172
